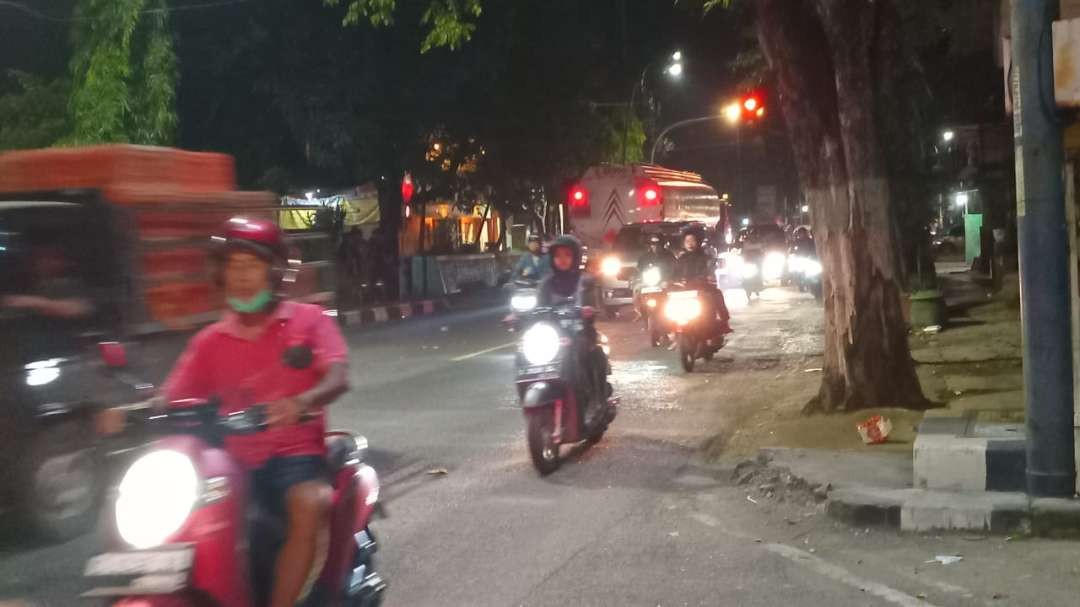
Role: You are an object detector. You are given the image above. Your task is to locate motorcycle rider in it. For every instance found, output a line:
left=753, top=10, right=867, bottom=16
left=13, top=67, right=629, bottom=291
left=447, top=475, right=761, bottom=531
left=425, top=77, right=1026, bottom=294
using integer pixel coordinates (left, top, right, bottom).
left=537, top=235, right=608, bottom=422
left=162, top=219, right=349, bottom=607
left=513, top=233, right=549, bottom=282
left=673, top=227, right=732, bottom=335
left=637, top=234, right=675, bottom=276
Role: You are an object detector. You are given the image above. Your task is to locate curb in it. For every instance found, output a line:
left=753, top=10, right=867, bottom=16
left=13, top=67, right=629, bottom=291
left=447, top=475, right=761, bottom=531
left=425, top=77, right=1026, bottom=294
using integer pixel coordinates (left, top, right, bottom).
left=338, top=299, right=444, bottom=327
left=824, top=480, right=1080, bottom=537
left=914, top=414, right=1026, bottom=492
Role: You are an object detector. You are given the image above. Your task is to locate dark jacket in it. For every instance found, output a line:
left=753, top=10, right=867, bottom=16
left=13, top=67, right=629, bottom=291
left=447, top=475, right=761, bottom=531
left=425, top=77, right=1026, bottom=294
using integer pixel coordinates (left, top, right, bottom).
left=637, top=249, right=675, bottom=276
left=538, top=235, right=597, bottom=307
left=672, top=248, right=714, bottom=282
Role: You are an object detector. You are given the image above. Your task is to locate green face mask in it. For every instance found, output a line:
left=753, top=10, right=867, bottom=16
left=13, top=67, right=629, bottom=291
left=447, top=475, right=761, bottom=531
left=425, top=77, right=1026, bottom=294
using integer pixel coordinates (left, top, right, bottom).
left=226, top=289, right=273, bottom=314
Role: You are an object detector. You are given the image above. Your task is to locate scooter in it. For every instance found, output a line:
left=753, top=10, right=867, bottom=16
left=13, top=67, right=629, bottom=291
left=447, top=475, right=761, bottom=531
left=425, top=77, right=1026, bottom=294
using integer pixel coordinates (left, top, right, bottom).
left=635, top=266, right=668, bottom=347
left=515, top=304, right=616, bottom=475
left=788, top=253, right=824, bottom=301
left=503, top=279, right=539, bottom=332
left=664, top=284, right=726, bottom=373
left=83, top=361, right=386, bottom=606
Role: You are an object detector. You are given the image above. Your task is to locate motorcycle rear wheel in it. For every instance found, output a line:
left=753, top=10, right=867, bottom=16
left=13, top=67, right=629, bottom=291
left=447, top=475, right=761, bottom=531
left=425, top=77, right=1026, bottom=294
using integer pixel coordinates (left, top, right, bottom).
left=526, top=410, right=560, bottom=475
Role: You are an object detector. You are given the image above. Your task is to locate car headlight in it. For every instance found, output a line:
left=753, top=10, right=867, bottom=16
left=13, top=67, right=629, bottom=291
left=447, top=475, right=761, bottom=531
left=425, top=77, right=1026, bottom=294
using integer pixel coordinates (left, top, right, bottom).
left=116, top=450, right=198, bottom=549
left=763, top=252, right=786, bottom=280
left=804, top=260, right=823, bottom=277
left=641, top=267, right=662, bottom=287
left=740, top=262, right=759, bottom=279
left=601, top=256, right=621, bottom=277
left=664, top=296, right=702, bottom=325
left=521, top=322, right=562, bottom=365
left=511, top=293, right=538, bottom=312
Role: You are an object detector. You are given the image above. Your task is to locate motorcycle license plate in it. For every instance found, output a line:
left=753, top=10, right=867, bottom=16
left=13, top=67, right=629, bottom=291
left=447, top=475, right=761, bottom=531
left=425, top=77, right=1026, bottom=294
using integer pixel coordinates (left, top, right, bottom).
left=640, top=286, right=662, bottom=294
left=82, top=544, right=194, bottom=597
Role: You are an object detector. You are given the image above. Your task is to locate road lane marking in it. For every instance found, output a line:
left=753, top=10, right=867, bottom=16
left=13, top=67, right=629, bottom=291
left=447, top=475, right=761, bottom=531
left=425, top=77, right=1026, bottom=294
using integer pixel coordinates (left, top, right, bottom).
left=763, top=543, right=942, bottom=607
left=451, top=341, right=515, bottom=362
left=689, top=512, right=941, bottom=607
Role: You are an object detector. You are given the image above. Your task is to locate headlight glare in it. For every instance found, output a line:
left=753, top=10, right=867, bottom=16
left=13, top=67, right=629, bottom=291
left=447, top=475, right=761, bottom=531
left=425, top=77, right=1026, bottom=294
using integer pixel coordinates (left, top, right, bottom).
left=601, top=256, right=621, bottom=277
left=116, top=450, right=198, bottom=549
left=763, top=252, right=787, bottom=281
left=511, top=294, right=538, bottom=312
left=642, top=267, right=662, bottom=287
left=521, top=323, right=562, bottom=365
left=664, top=297, right=702, bottom=325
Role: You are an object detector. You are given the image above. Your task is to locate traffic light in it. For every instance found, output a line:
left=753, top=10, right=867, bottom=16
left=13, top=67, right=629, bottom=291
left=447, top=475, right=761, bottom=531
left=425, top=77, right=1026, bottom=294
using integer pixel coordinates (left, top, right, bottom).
left=724, top=93, right=767, bottom=125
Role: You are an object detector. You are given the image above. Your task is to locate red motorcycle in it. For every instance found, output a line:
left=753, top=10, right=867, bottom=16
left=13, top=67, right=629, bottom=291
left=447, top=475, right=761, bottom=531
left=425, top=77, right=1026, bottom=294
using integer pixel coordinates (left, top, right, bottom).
left=83, top=396, right=385, bottom=607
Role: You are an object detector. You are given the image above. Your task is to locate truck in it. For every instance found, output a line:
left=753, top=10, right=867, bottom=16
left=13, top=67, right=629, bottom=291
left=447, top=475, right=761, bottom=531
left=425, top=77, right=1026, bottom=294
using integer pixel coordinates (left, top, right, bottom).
left=565, top=164, right=731, bottom=316
left=0, top=145, right=335, bottom=540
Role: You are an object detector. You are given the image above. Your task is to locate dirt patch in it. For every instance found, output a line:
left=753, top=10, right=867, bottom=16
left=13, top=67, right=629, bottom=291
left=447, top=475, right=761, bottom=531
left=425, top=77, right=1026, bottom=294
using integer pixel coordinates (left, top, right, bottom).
left=730, top=452, right=829, bottom=509
left=703, top=356, right=923, bottom=459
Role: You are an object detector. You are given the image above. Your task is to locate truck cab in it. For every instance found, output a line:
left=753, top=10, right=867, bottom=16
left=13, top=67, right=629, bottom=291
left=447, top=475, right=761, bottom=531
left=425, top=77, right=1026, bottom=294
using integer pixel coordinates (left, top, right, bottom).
left=566, top=164, right=730, bottom=315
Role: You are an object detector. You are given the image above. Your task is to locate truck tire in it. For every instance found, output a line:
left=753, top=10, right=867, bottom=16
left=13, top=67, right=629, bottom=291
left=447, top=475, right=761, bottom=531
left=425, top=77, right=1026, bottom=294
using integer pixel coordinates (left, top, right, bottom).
left=17, top=420, right=99, bottom=542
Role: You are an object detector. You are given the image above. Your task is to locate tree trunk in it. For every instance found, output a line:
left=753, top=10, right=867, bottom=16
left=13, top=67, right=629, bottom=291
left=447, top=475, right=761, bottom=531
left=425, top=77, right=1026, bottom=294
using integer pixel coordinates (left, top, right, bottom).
left=756, top=0, right=927, bottom=413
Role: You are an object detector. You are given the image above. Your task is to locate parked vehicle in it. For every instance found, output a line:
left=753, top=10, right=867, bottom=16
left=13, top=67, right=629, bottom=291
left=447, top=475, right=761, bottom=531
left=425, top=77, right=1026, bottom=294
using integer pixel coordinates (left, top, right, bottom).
left=0, top=146, right=337, bottom=542
left=515, top=304, right=616, bottom=474
left=566, top=164, right=731, bottom=315
left=83, top=350, right=385, bottom=606
left=664, top=283, right=726, bottom=372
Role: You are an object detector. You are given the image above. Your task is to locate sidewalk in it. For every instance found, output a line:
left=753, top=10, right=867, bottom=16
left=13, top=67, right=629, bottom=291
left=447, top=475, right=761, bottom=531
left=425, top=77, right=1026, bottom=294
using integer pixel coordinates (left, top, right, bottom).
left=337, top=286, right=505, bottom=327
left=721, top=264, right=1080, bottom=537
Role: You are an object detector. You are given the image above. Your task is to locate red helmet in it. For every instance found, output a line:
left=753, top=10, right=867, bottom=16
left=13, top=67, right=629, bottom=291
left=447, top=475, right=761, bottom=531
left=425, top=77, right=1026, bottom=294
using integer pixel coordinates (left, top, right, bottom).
left=214, top=217, right=288, bottom=263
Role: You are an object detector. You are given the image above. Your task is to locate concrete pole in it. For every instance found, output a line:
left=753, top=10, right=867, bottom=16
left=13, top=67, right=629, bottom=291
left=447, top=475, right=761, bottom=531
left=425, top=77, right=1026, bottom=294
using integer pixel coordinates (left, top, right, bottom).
left=1011, top=0, right=1076, bottom=497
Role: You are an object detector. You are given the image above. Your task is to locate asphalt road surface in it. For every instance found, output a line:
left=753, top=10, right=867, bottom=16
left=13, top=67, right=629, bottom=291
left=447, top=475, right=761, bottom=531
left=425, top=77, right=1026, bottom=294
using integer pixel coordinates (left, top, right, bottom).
left=3, top=287, right=1080, bottom=606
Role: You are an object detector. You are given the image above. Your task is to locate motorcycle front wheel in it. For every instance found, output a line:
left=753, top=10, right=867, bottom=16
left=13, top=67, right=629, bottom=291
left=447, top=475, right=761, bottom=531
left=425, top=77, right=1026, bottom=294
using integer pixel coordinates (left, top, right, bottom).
left=679, top=335, right=696, bottom=372
left=526, top=409, right=560, bottom=475
left=647, top=314, right=662, bottom=347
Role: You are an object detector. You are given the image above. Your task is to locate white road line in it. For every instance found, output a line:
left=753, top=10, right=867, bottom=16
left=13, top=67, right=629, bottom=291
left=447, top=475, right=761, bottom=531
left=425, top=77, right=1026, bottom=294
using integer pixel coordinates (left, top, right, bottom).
left=764, top=543, right=942, bottom=607
left=451, top=341, right=516, bottom=362
left=689, top=512, right=941, bottom=607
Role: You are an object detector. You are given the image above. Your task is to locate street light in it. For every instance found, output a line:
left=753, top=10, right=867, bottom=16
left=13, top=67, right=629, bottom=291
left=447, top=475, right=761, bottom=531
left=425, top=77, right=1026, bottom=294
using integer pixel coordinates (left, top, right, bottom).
left=954, top=192, right=969, bottom=208
left=942, top=130, right=955, bottom=142
left=801, top=205, right=810, bottom=213
left=623, top=50, right=687, bottom=163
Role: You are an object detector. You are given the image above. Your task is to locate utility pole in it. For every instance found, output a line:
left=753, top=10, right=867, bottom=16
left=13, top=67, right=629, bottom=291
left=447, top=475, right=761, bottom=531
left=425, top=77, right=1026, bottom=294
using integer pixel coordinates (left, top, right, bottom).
left=1011, top=0, right=1076, bottom=497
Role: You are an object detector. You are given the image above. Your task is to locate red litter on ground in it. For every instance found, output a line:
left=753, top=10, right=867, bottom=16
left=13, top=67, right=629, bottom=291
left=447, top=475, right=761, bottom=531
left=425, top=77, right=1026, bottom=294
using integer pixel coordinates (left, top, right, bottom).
left=856, top=415, right=893, bottom=445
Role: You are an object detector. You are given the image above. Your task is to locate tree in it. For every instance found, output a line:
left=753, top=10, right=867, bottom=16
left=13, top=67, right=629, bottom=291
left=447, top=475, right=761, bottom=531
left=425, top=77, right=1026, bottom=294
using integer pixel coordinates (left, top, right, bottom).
left=0, top=71, right=70, bottom=151
left=749, top=0, right=926, bottom=412
left=67, top=0, right=177, bottom=144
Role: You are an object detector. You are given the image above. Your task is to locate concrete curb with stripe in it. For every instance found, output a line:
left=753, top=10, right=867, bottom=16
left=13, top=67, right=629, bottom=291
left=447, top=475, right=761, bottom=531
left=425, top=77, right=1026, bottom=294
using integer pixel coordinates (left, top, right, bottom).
left=338, top=299, right=442, bottom=327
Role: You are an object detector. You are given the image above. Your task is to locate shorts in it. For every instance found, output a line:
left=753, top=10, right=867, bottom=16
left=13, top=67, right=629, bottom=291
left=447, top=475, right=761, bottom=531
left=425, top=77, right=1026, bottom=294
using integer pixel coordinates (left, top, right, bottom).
left=250, top=455, right=328, bottom=516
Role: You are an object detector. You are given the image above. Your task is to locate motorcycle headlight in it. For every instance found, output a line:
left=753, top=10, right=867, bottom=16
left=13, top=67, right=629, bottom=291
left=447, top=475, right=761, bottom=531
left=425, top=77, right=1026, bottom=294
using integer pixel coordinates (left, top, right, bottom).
left=521, top=322, right=562, bottom=365
left=763, top=252, right=787, bottom=280
left=740, top=262, right=759, bottom=279
left=116, top=450, right=198, bottom=549
left=642, top=267, right=662, bottom=287
left=664, top=297, right=702, bottom=325
left=511, top=293, right=538, bottom=312
left=804, top=260, right=823, bottom=277
left=601, top=256, right=621, bottom=278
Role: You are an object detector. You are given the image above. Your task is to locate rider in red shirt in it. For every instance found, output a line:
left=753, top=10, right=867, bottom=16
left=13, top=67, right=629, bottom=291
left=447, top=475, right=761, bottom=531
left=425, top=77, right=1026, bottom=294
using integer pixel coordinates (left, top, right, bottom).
left=164, top=218, right=349, bottom=607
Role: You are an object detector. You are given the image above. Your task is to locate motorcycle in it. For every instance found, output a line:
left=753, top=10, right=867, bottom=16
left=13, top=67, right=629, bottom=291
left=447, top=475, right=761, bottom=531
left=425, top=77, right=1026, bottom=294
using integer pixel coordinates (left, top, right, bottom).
left=664, top=284, right=726, bottom=373
left=515, top=304, right=616, bottom=475
left=83, top=351, right=386, bottom=607
left=635, top=265, right=667, bottom=347
left=503, top=279, right=540, bottom=331
left=788, top=254, right=823, bottom=301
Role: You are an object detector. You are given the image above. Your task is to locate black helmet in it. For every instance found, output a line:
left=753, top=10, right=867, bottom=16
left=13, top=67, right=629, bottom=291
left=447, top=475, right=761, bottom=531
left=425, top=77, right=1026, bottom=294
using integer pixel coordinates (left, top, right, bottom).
left=548, top=234, right=583, bottom=271
left=648, top=234, right=662, bottom=245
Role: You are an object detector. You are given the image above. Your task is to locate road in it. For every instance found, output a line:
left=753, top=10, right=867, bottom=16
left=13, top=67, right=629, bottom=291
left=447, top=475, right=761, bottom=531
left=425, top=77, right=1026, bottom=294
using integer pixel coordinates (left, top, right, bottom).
left=3, top=286, right=1080, bottom=606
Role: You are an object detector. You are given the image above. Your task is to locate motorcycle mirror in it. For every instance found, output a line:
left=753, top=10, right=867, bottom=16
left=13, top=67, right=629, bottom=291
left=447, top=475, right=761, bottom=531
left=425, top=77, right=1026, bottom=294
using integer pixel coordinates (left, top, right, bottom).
left=283, top=344, right=314, bottom=369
